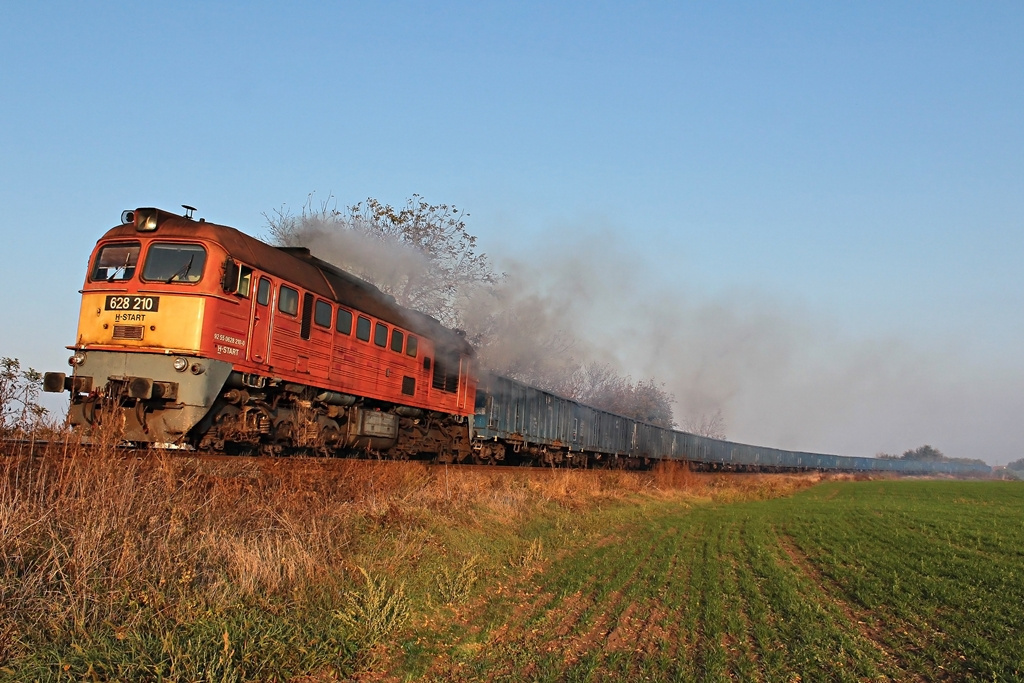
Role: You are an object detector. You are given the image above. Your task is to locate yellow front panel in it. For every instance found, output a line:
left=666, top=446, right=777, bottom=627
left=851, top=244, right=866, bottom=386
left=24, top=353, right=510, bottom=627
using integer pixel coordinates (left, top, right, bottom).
left=77, top=292, right=206, bottom=352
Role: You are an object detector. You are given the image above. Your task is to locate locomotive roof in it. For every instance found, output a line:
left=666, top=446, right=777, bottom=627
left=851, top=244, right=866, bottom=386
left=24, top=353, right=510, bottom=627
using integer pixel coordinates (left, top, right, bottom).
left=98, top=209, right=475, bottom=357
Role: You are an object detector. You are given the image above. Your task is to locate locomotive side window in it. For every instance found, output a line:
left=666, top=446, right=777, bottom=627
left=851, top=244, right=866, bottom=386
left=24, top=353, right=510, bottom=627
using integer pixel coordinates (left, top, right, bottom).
left=314, top=300, right=332, bottom=328
left=236, top=266, right=253, bottom=297
left=406, top=335, right=418, bottom=357
left=223, top=260, right=253, bottom=297
left=374, top=322, right=388, bottom=347
left=91, top=242, right=140, bottom=282
left=336, top=308, right=353, bottom=335
left=142, top=243, right=207, bottom=283
left=390, top=329, right=404, bottom=353
left=356, top=316, right=371, bottom=341
left=257, top=277, right=271, bottom=305
left=278, top=285, right=299, bottom=316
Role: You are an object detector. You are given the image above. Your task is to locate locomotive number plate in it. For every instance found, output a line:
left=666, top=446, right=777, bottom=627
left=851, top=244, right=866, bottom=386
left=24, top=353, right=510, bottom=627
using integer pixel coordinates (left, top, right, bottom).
left=104, top=295, right=160, bottom=312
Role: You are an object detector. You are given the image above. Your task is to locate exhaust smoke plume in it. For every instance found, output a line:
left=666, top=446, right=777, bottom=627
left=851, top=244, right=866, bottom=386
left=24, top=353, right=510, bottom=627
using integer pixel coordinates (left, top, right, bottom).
left=267, top=200, right=1020, bottom=464
left=266, top=196, right=681, bottom=428
left=265, top=195, right=496, bottom=329
left=485, top=224, right=1021, bottom=464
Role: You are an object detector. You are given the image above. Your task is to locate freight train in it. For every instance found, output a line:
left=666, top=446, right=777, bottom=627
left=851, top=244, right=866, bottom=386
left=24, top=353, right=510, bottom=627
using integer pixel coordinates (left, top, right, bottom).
left=43, top=207, right=990, bottom=477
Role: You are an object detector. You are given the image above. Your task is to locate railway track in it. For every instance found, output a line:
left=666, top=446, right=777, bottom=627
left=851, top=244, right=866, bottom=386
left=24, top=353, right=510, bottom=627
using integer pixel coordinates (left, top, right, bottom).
left=1, top=437, right=984, bottom=478
left=0, top=437, right=587, bottom=474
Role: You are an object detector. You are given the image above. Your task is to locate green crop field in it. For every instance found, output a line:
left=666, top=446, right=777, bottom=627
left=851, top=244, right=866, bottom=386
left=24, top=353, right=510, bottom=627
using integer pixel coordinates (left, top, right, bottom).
left=409, top=480, right=1024, bottom=682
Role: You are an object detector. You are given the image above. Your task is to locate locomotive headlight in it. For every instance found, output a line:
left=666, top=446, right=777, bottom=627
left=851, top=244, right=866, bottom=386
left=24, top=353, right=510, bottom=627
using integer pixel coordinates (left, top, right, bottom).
left=134, top=207, right=159, bottom=232
left=172, top=357, right=188, bottom=372
left=68, top=352, right=86, bottom=367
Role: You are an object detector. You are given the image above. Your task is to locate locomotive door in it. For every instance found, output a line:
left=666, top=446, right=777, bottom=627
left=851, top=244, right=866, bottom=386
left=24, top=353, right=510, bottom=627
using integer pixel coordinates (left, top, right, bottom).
left=249, top=276, right=273, bottom=363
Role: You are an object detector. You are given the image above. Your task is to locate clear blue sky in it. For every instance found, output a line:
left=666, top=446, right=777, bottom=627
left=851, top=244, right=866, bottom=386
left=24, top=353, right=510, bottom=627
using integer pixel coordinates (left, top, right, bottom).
left=2, top=2, right=1021, bottom=463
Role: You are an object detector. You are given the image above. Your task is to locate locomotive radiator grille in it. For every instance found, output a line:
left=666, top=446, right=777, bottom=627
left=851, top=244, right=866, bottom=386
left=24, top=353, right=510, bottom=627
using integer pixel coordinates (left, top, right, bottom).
left=112, top=325, right=144, bottom=341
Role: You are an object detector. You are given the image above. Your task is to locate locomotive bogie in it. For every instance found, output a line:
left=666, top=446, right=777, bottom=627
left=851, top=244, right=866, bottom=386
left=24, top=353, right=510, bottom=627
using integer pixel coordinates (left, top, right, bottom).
left=197, top=388, right=405, bottom=455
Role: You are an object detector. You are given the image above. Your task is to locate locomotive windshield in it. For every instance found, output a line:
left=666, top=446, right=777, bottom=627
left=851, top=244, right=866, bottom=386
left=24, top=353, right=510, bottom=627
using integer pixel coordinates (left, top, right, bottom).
left=91, top=242, right=140, bottom=282
left=141, top=243, right=207, bottom=284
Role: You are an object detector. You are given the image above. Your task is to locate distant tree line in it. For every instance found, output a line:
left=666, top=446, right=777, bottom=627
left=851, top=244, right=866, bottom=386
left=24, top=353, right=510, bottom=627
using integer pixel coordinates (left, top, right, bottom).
left=877, top=445, right=987, bottom=467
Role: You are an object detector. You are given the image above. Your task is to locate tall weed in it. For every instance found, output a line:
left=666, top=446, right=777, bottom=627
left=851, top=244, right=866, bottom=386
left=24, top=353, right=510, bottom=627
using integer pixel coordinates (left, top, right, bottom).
left=435, top=554, right=479, bottom=604
left=0, top=358, right=48, bottom=437
left=337, top=567, right=411, bottom=647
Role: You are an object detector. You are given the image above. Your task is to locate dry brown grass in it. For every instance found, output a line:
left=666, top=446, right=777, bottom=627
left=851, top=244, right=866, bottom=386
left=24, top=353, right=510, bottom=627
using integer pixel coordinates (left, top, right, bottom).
left=0, top=432, right=822, bottom=676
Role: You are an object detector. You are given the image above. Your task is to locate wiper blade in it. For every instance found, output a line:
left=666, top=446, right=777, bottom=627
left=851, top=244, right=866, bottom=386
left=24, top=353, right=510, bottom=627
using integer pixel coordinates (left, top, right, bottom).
left=166, top=255, right=195, bottom=283
left=108, top=253, right=132, bottom=282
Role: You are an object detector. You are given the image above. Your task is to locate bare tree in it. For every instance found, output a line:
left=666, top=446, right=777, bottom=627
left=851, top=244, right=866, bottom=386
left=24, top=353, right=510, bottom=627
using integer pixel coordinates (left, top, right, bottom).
left=573, top=362, right=676, bottom=429
left=681, top=409, right=727, bottom=439
left=265, top=194, right=497, bottom=328
left=626, top=378, right=677, bottom=429
left=575, top=362, right=625, bottom=408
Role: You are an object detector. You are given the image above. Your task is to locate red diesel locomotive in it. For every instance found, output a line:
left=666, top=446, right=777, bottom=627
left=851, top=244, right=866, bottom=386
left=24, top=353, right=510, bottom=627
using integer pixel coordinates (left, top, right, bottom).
left=44, top=207, right=478, bottom=459
left=42, top=206, right=992, bottom=476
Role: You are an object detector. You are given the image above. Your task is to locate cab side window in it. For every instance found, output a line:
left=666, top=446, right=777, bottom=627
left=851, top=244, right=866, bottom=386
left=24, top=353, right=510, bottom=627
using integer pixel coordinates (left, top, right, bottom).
left=257, top=278, right=271, bottom=306
left=236, top=266, right=253, bottom=297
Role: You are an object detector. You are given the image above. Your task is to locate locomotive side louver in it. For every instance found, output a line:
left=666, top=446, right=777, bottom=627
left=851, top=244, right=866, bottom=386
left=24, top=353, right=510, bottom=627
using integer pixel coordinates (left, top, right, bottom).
left=113, top=325, right=144, bottom=341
